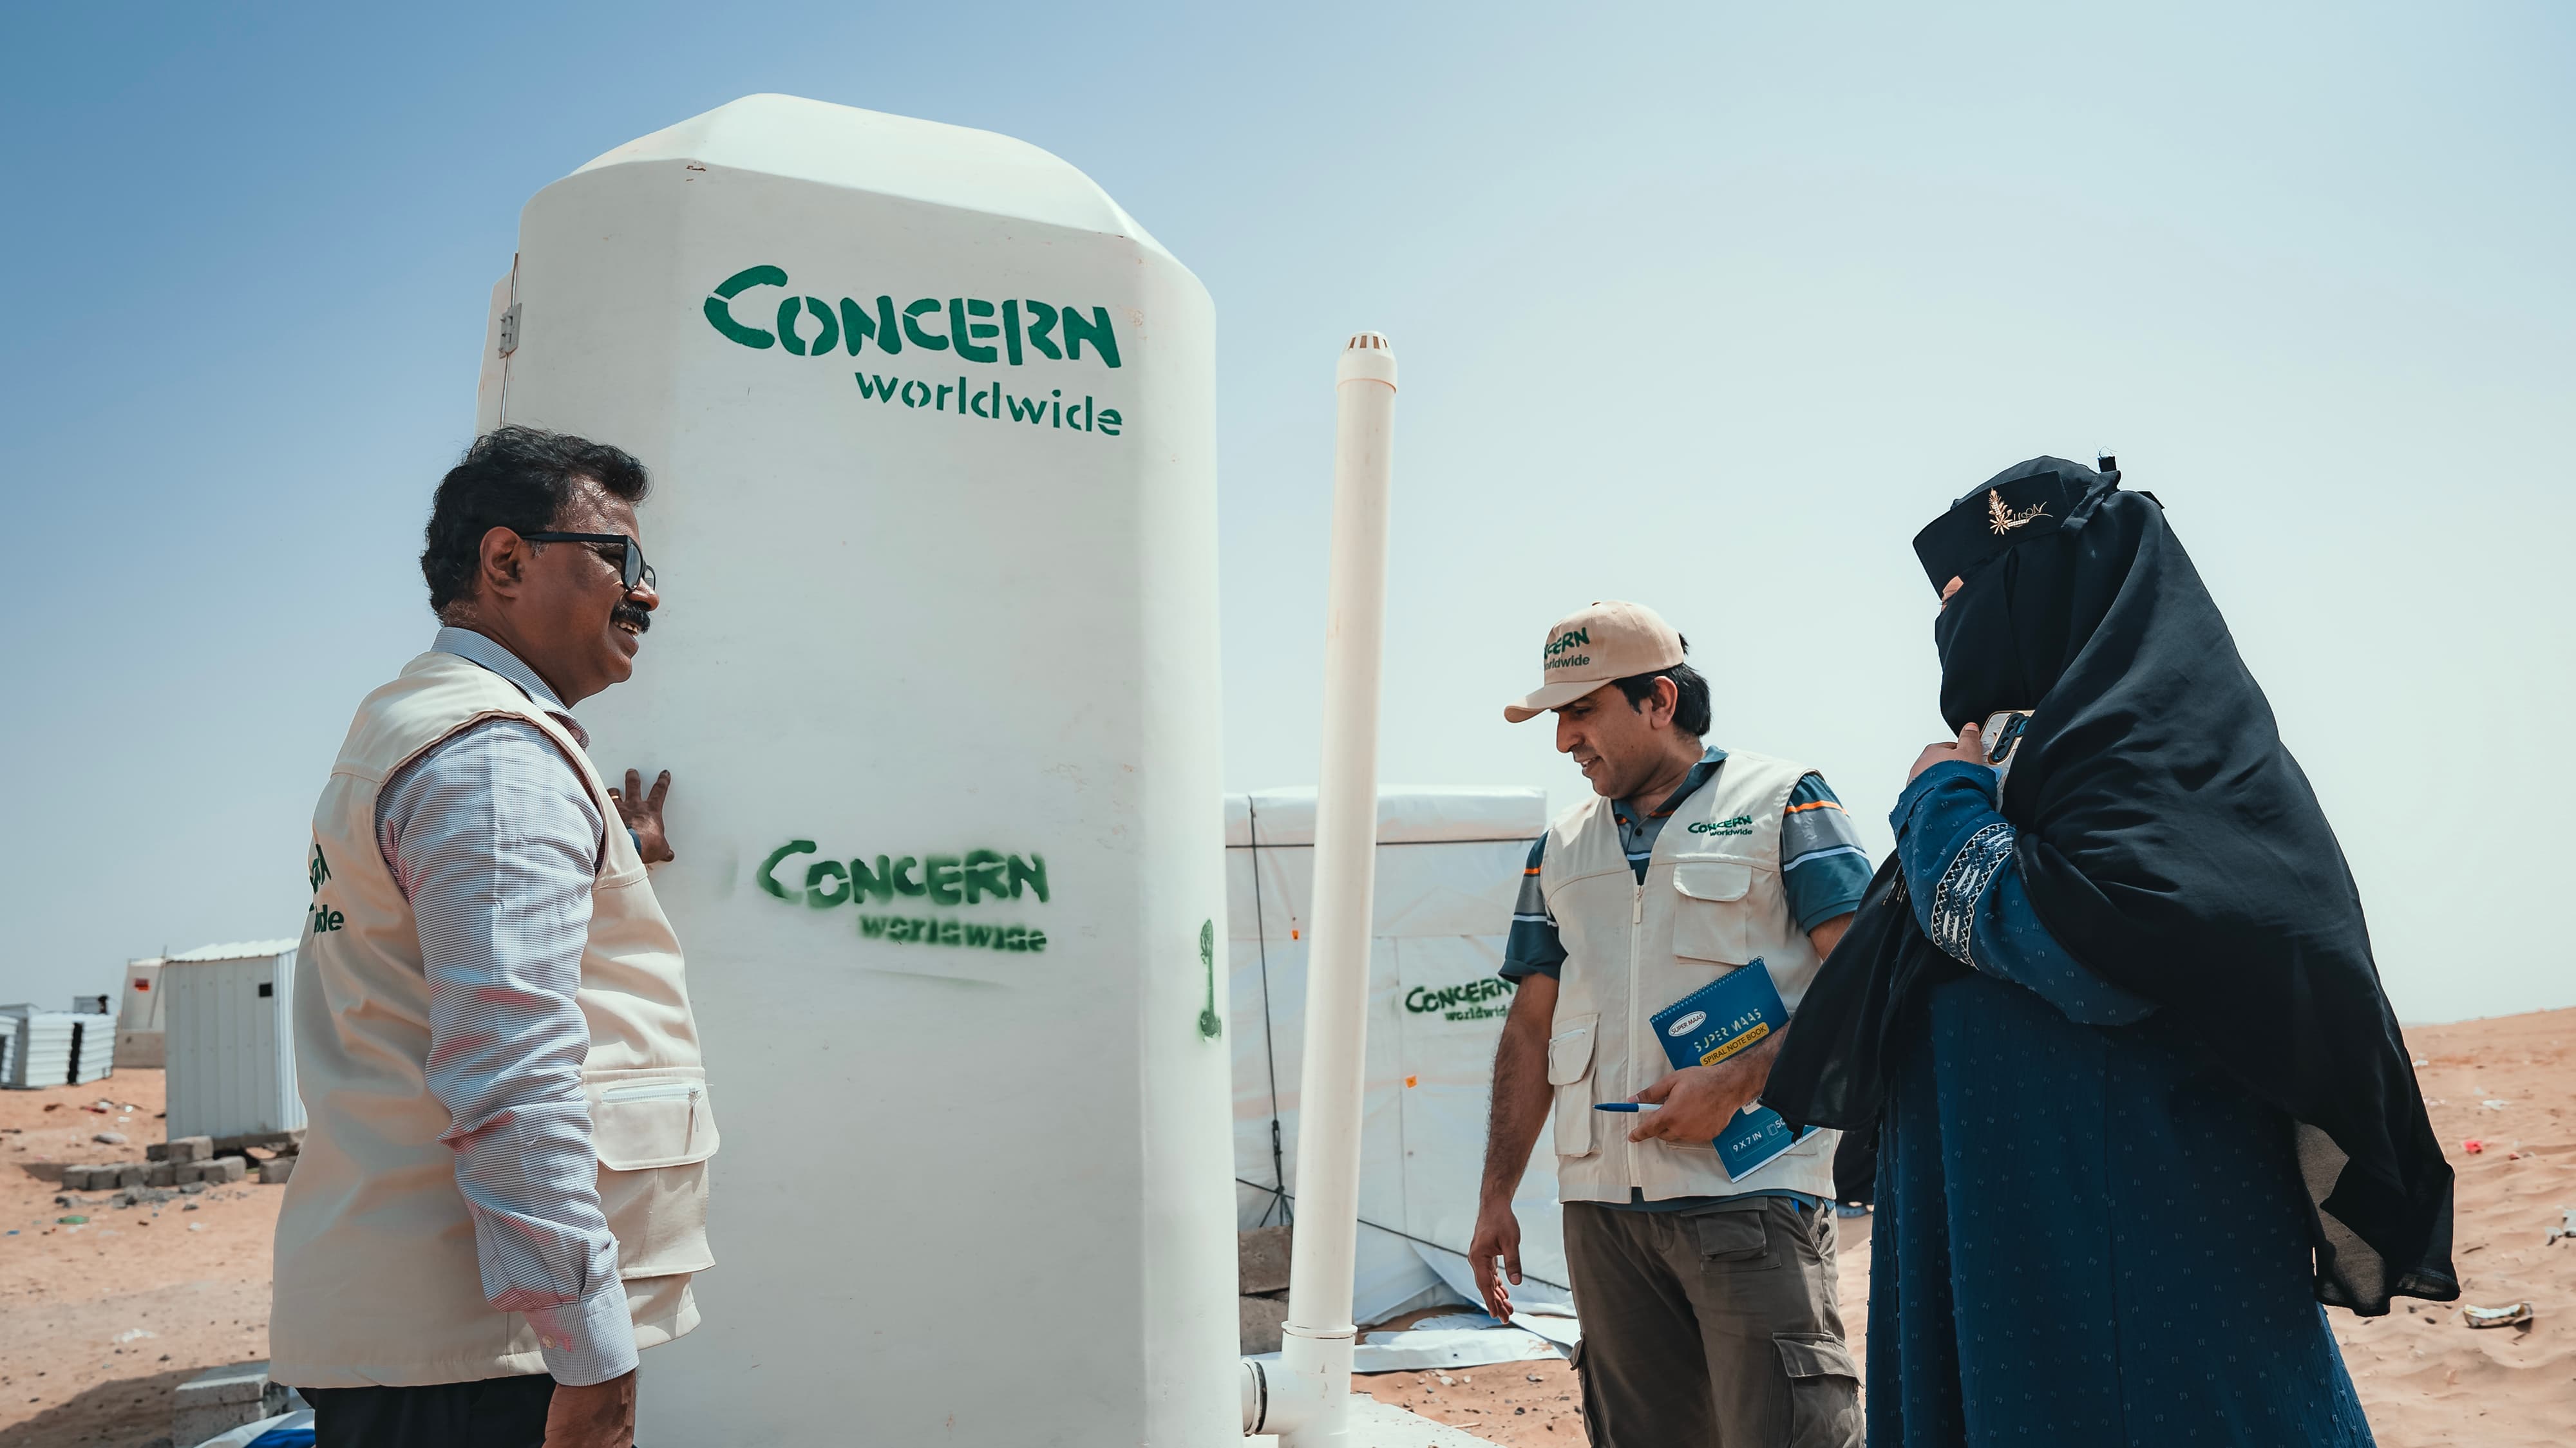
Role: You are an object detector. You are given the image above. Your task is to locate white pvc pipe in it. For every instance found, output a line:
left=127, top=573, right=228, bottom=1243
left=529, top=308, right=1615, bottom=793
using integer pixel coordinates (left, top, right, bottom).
left=1257, top=333, right=1399, bottom=1443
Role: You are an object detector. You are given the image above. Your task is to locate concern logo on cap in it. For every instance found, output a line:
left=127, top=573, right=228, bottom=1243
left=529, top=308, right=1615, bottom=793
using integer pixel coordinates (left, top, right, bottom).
left=1502, top=599, right=1687, bottom=723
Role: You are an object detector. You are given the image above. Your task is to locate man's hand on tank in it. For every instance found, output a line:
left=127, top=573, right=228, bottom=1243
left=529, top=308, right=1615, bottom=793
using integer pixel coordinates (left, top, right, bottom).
left=610, top=768, right=676, bottom=864
left=1627, top=1036, right=1779, bottom=1145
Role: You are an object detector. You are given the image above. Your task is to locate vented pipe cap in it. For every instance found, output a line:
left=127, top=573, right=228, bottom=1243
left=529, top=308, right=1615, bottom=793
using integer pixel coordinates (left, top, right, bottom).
left=1336, top=332, right=1397, bottom=390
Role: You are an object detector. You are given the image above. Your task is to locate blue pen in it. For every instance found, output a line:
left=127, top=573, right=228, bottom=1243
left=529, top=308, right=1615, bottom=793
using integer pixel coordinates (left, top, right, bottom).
left=1592, top=1102, right=1660, bottom=1113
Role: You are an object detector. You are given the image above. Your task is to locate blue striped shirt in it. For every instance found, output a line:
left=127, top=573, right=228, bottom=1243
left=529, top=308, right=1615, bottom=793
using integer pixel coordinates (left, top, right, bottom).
left=373, top=627, right=635, bottom=1386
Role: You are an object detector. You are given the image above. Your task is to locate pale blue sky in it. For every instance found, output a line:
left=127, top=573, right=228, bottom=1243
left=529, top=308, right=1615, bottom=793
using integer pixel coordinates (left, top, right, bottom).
left=3, top=2, right=2568, bottom=1021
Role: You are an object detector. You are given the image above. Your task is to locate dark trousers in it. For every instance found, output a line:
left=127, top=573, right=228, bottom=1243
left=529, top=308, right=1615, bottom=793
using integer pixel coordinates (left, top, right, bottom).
left=1562, top=1196, right=1861, bottom=1448
left=305, top=1373, right=558, bottom=1448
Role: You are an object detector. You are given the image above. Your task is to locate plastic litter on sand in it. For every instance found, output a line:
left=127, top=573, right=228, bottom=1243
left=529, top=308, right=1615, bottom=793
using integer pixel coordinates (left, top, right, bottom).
left=2462, top=1301, right=2533, bottom=1330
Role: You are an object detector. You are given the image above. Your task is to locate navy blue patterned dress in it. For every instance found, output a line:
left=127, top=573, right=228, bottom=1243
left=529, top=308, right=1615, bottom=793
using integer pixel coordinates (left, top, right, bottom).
left=1869, top=762, right=2373, bottom=1446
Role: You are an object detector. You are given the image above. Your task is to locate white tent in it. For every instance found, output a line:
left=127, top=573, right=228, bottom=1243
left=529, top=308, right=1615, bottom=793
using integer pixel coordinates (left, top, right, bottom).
left=1226, top=787, right=1575, bottom=1324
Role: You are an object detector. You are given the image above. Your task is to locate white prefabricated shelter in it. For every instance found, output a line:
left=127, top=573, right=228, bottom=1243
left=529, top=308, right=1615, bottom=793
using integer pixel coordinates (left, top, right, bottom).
left=2, top=1006, right=115, bottom=1088
left=117, top=957, right=168, bottom=1067
left=163, top=939, right=304, bottom=1143
left=1227, top=788, right=1575, bottom=1322
left=484, top=95, right=1230, bottom=1444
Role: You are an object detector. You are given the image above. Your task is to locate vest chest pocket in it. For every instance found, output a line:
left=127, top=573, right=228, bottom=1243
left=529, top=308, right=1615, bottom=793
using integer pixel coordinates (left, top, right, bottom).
left=588, top=1075, right=720, bottom=1280
left=1547, top=1014, right=1599, bottom=1158
left=1672, top=859, right=1756, bottom=966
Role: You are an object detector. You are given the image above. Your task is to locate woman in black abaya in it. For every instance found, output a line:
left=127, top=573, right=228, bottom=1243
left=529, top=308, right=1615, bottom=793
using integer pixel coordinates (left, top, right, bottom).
left=1766, top=458, right=2454, bottom=1447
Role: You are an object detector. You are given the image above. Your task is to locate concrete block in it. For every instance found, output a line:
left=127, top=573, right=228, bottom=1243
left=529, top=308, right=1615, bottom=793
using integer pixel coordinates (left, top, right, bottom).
left=1344, top=1392, right=1505, bottom=1446
left=1240, top=1293, right=1290, bottom=1355
left=61, top=1165, right=99, bottom=1190
left=205, top=1156, right=249, bottom=1183
left=174, top=1161, right=206, bottom=1185
left=146, top=1160, right=177, bottom=1187
left=167, top=1135, right=214, bottom=1164
left=213, top=1129, right=304, bottom=1156
left=259, top=1156, right=298, bottom=1185
left=115, top=1161, right=150, bottom=1188
left=113, top=1029, right=164, bottom=1069
left=172, top=1360, right=287, bottom=1447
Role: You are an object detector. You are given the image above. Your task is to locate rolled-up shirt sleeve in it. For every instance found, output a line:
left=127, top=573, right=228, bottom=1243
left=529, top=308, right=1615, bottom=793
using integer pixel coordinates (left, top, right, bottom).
left=1891, top=760, right=2157, bottom=1027
left=378, top=719, right=637, bottom=1386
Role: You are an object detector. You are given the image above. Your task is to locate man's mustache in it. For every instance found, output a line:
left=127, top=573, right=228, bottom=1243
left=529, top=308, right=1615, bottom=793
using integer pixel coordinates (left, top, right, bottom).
left=612, top=601, right=654, bottom=635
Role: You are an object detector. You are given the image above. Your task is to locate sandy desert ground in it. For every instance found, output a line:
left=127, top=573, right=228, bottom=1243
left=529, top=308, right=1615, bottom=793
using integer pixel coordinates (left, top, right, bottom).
left=1358, top=1006, right=2576, bottom=1446
left=5, top=1008, right=2570, bottom=1446
left=1, top=1072, right=277, bottom=1448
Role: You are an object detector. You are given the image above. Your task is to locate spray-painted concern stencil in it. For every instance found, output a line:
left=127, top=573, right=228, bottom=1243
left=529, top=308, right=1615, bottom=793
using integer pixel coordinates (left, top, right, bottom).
left=1404, top=975, right=1518, bottom=1024
left=1196, top=920, right=1221, bottom=1039
left=761, top=840, right=1051, bottom=954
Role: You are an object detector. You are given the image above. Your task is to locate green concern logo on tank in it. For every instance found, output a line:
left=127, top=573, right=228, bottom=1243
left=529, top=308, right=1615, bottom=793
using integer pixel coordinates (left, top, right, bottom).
left=702, top=265, right=1122, bottom=368
left=760, top=840, right=1054, bottom=955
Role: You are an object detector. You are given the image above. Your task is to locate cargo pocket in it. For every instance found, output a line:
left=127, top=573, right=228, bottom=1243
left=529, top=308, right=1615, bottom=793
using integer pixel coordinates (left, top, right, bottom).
left=1546, top=1014, right=1598, bottom=1158
left=1671, top=860, right=1754, bottom=965
left=1568, top=1339, right=1610, bottom=1447
left=1773, top=1333, right=1861, bottom=1448
left=1691, top=1205, right=1775, bottom=1268
left=587, top=1072, right=721, bottom=1280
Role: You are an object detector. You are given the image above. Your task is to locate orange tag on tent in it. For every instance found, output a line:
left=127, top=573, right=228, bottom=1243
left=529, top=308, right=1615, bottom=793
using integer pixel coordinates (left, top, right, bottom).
left=1405, top=1075, right=1417, bottom=1088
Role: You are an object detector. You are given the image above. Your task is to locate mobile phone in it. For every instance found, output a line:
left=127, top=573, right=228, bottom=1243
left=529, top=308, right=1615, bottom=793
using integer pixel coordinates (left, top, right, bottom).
left=1980, top=710, right=2034, bottom=782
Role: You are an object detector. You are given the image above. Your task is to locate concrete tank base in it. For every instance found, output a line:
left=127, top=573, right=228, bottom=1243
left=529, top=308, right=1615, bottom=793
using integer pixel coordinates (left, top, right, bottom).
left=1251, top=1395, right=1502, bottom=1447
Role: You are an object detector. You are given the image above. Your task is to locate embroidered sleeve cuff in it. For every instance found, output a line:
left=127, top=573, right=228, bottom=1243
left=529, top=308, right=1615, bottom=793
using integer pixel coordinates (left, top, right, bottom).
left=1890, top=759, right=1998, bottom=836
left=525, top=1279, right=639, bottom=1387
left=1892, top=762, right=2012, bottom=957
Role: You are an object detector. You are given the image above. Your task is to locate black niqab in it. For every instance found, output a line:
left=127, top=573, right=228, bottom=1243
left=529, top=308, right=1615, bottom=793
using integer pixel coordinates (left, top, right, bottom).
left=1768, top=457, right=2456, bottom=1315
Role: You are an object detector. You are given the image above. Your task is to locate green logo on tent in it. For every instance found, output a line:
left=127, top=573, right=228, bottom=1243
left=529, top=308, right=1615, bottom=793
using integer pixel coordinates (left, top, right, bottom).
left=1405, top=977, right=1518, bottom=1022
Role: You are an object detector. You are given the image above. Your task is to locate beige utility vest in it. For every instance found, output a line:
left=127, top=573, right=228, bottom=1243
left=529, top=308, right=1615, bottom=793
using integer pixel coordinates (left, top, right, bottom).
left=1539, top=749, right=1839, bottom=1203
left=272, top=650, right=719, bottom=1389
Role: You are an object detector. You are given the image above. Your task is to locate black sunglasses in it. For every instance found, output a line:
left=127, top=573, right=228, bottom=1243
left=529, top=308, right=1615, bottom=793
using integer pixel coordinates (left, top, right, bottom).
left=521, top=532, right=656, bottom=592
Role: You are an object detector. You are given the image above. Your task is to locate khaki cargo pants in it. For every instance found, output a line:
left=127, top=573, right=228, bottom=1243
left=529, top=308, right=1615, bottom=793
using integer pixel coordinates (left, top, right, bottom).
left=1562, top=1196, right=1860, bottom=1447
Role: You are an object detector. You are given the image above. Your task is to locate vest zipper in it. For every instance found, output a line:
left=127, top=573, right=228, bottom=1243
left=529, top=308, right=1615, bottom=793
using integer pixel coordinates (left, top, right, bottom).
left=1627, top=878, right=1643, bottom=1196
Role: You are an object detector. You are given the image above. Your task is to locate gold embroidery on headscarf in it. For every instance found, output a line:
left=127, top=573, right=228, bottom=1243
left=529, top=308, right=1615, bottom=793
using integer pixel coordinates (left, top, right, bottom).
left=1987, top=489, right=2049, bottom=535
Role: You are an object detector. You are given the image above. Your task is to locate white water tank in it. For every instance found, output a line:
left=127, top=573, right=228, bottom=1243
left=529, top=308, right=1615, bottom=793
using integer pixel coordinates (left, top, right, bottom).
left=480, top=95, right=1233, bottom=1444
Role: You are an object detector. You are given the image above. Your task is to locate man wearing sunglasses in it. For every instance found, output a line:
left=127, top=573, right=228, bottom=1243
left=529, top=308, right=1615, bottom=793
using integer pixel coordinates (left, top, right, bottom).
left=274, top=426, right=717, bottom=1448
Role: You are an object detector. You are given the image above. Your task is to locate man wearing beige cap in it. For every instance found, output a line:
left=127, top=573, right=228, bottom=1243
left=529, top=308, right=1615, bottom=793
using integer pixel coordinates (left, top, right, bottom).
left=1470, top=601, right=1868, bottom=1447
